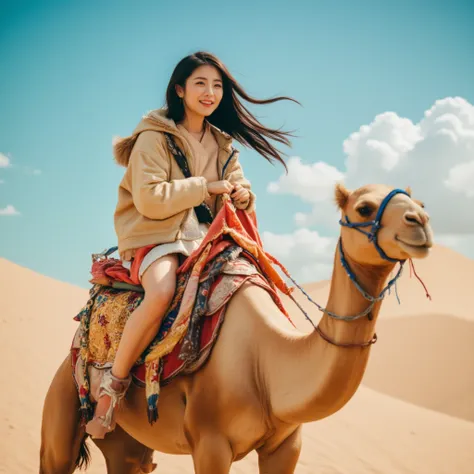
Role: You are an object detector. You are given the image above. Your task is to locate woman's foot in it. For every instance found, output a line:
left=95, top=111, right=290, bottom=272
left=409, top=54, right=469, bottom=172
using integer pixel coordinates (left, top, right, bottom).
left=85, top=369, right=131, bottom=439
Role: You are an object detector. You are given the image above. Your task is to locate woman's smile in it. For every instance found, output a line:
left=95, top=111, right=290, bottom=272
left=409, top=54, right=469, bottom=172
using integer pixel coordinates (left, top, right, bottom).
left=200, top=99, right=214, bottom=107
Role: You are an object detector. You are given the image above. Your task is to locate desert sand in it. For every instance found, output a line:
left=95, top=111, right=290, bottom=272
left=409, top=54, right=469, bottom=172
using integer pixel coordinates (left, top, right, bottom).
left=1, top=244, right=473, bottom=473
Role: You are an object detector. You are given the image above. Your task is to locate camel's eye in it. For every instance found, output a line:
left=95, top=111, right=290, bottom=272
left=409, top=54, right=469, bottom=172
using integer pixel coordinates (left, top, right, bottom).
left=357, top=205, right=374, bottom=217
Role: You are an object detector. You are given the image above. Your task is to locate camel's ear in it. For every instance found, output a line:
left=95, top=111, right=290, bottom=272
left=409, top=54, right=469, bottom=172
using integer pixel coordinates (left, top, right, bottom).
left=334, top=182, right=350, bottom=210
left=404, top=186, right=424, bottom=207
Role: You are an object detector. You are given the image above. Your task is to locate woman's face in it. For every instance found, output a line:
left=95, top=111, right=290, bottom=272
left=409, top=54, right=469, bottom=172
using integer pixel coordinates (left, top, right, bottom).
left=176, top=65, right=224, bottom=119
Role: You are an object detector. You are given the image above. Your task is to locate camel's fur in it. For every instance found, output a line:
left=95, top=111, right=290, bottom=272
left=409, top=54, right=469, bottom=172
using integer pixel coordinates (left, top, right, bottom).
left=39, top=183, right=433, bottom=473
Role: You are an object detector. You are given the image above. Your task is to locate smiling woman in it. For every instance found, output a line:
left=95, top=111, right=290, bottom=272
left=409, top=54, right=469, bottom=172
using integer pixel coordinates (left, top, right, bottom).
left=175, top=66, right=224, bottom=134
left=165, top=51, right=300, bottom=166
left=84, top=51, right=300, bottom=439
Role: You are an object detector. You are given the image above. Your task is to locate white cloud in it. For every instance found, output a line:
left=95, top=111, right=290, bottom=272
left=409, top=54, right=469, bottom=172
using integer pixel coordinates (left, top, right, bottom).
left=344, top=112, right=422, bottom=177
left=0, top=153, right=41, bottom=176
left=267, top=157, right=344, bottom=228
left=265, top=97, right=474, bottom=282
left=268, top=157, right=344, bottom=204
left=262, top=229, right=335, bottom=283
left=23, top=166, right=42, bottom=176
left=0, top=153, right=12, bottom=168
left=343, top=97, right=474, bottom=234
left=444, top=160, right=474, bottom=197
left=0, top=205, right=20, bottom=216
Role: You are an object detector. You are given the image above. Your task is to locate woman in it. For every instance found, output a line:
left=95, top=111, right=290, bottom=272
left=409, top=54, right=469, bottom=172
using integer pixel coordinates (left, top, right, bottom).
left=86, top=51, right=298, bottom=438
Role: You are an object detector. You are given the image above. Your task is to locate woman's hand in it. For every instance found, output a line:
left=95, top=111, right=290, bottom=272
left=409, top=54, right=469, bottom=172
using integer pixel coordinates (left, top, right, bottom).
left=207, top=180, right=234, bottom=195
left=231, top=183, right=250, bottom=205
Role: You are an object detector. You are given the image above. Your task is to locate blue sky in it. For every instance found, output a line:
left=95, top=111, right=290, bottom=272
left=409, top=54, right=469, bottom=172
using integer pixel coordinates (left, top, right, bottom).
left=1, top=0, right=473, bottom=288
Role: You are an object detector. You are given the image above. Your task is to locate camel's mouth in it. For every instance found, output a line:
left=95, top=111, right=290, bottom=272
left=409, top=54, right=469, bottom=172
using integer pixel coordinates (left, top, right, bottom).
left=395, top=236, right=432, bottom=258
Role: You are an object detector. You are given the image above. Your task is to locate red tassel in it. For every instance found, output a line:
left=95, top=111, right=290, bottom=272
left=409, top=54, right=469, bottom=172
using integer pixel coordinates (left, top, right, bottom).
left=409, top=259, right=432, bottom=300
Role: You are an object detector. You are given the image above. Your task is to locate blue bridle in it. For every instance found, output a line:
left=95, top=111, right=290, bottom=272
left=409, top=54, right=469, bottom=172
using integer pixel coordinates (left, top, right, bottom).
left=288, top=188, right=411, bottom=338
left=339, top=188, right=410, bottom=263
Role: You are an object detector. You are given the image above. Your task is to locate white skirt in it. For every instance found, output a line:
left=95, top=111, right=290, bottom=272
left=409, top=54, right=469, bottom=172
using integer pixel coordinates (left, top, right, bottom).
left=122, top=223, right=209, bottom=282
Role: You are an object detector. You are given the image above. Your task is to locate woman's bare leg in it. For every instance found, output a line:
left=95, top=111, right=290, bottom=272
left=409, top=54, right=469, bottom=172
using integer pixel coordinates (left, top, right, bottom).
left=112, top=254, right=178, bottom=378
left=86, top=254, right=178, bottom=438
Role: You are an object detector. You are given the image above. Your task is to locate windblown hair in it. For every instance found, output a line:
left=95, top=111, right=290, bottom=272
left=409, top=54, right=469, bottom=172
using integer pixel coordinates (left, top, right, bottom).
left=165, top=51, right=300, bottom=169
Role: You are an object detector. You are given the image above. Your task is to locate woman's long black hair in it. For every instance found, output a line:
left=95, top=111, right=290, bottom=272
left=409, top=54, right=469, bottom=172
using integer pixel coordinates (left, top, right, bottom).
left=165, top=51, right=300, bottom=169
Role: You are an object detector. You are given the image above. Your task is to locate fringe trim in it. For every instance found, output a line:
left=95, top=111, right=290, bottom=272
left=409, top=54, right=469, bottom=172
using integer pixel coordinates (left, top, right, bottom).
left=147, top=394, right=159, bottom=425
left=79, top=403, right=95, bottom=426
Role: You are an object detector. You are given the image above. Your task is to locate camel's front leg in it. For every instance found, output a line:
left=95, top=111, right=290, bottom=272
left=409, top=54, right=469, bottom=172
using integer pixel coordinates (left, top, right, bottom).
left=257, top=427, right=302, bottom=474
left=190, top=432, right=233, bottom=474
left=92, top=424, right=157, bottom=474
left=184, top=382, right=234, bottom=473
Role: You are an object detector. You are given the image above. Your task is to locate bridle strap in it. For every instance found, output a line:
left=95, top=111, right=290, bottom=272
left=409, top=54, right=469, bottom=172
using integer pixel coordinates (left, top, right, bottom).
left=315, top=325, right=378, bottom=348
left=339, top=188, right=410, bottom=263
left=284, top=188, right=412, bottom=347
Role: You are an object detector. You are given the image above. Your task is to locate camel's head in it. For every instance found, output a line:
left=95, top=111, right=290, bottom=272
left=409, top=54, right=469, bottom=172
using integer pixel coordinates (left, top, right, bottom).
left=335, top=183, right=434, bottom=266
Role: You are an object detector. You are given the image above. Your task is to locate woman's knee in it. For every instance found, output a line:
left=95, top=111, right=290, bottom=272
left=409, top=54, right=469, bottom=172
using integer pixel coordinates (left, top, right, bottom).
left=141, top=255, right=178, bottom=314
left=142, top=254, right=177, bottom=285
left=144, top=280, right=176, bottom=310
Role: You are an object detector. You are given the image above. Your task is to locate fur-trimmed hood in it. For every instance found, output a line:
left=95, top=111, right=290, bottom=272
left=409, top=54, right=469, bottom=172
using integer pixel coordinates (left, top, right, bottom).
left=112, top=108, right=234, bottom=167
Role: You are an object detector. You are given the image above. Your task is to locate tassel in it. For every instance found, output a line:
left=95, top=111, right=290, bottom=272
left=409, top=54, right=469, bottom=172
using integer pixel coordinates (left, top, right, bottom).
left=147, top=394, right=159, bottom=424
left=409, top=259, right=432, bottom=300
left=79, top=404, right=94, bottom=425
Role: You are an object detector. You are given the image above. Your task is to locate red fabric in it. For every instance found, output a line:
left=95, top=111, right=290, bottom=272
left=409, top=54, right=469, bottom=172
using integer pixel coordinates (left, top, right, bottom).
left=75, top=201, right=296, bottom=393
left=72, top=273, right=281, bottom=389
left=131, top=274, right=229, bottom=385
left=132, top=304, right=224, bottom=385
left=90, top=244, right=155, bottom=286
left=91, top=200, right=292, bottom=297
left=131, top=273, right=285, bottom=385
left=178, top=200, right=292, bottom=295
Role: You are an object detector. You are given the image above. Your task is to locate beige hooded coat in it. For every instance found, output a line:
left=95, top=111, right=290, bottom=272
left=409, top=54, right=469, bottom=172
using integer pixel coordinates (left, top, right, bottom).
left=113, top=109, right=256, bottom=259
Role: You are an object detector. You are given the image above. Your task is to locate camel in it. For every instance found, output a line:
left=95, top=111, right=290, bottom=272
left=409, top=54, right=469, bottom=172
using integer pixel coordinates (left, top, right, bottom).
left=39, top=182, right=433, bottom=474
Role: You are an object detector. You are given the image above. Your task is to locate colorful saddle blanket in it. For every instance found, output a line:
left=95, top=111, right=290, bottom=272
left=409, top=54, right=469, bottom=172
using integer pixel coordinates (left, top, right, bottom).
left=71, top=201, right=296, bottom=424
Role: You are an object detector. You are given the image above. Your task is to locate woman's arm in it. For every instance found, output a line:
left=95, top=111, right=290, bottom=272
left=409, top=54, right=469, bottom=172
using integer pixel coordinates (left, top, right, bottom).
left=224, top=150, right=256, bottom=212
left=128, top=131, right=208, bottom=220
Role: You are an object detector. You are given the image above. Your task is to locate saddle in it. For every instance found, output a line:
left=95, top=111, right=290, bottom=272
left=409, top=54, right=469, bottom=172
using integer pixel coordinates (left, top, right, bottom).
left=71, top=201, right=295, bottom=424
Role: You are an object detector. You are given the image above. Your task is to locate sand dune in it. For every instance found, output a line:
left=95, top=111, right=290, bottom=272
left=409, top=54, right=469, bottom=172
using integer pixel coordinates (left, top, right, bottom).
left=290, top=245, right=474, bottom=423
left=0, top=246, right=473, bottom=473
left=300, top=245, right=474, bottom=321
left=363, top=313, right=474, bottom=423
left=0, top=259, right=88, bottom=474
left=148, top=387, right=474, bottom=474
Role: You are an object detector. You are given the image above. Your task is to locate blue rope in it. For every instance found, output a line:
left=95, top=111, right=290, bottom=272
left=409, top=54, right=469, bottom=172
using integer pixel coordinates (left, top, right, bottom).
left=394, top=279, right=401, bottom=305
left=339, top=188, right=410, bottom=264
left=283, top=235, right=405, bottom=327
left=291, top=188, right=410, bottom=326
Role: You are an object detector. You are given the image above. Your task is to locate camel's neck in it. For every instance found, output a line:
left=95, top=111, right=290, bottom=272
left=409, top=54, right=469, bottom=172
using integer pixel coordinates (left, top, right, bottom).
left=269, top=243, right=395, bottom=424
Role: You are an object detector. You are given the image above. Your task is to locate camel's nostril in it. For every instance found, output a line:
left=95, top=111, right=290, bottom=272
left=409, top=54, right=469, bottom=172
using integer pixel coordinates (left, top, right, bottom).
left=404, top=212, right=422, bottom=226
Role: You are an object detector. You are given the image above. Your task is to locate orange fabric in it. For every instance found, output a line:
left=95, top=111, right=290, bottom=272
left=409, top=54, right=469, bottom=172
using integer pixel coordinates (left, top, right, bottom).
left=113, top=109, right=256, bottom=259
left=91, top=199, right=293, bottom=297
left=90, top=245, right=155, bottom=286
left=178, top=198, right=293, bottom=296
